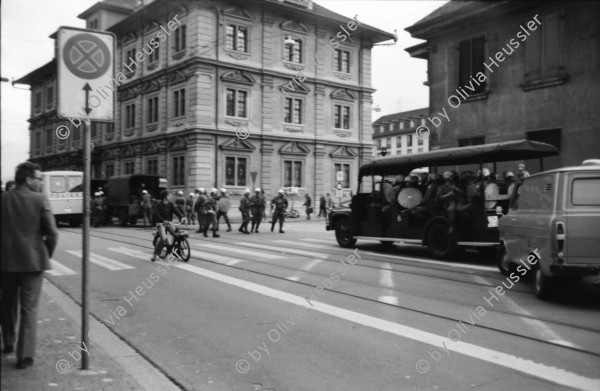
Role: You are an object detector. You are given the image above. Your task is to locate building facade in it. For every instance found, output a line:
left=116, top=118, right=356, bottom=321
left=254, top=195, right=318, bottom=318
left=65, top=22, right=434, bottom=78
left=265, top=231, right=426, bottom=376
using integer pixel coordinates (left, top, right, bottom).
left=371, top=107, right=429, bottom=157
left=406, top=0, right=600, bottom=172
left=17, top=0, right=394, bottom=201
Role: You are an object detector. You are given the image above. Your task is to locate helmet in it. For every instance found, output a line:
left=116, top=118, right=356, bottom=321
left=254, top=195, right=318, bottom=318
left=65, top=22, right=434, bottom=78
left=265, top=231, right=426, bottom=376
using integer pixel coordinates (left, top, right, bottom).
left=210, top=188, right=218, bottom=194
left=189, top=192, right=194, bottom=197
left=244, top=188, right=250, bottom=194
left=481, top=168, right=491, bottom=177
left=178, top=191, right=183, bottom=195
left=443, top=171, right=453, bottom=180
left=255, top=187, right=261, bottom=192
left=278, top=189, right=284, bottom=194
left=94, top=192, right=100, bottom=197
left=142, top=190, right=148, bottom=194
left=220, top=188, right=227, bottom=193
left=198, top=187, right=205, bottom=193
left=505, top=171, right=514, bottom=178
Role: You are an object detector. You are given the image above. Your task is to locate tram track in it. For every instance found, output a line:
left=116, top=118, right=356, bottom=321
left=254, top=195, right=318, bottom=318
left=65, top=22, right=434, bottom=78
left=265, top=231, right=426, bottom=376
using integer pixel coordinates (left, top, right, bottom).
left=57, top=226, right=600, bottom=358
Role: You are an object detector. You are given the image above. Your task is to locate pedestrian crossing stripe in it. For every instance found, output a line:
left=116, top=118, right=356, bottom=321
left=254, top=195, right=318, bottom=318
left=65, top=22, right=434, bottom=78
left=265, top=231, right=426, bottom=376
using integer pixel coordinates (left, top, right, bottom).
left=67, top=250, right=134, bottom=271
left=46, top=259, right=77, bottom=276
left=235, top=242, right=328, bottom=259
left=301, top=238, right=334, bottom=244
left=108, top=247, right=151, bottom=260
left=196, top=243, right=281, bottom=260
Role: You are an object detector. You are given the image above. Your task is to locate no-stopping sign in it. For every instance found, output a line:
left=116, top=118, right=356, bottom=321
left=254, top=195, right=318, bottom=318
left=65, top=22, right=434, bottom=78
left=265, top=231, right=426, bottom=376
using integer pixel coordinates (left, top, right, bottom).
left=62, top=34, right=111, bottom=79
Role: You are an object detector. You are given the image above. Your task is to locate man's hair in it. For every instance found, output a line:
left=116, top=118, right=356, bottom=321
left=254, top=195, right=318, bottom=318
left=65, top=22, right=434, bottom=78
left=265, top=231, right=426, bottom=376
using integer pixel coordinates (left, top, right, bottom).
left=160, top=190, right=170, bottom=200
left=15, top=161, right=41, bottom=184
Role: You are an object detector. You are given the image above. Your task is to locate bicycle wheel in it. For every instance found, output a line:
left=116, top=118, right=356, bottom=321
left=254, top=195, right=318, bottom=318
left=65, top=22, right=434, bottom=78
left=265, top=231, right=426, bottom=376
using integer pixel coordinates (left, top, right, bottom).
left=175, top=238, right=191, bottom=262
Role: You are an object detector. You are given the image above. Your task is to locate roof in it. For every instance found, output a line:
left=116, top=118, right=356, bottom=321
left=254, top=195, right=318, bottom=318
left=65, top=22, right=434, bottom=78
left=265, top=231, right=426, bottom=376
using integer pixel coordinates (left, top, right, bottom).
left=359, top=140, right=559, bottom=176
left=14, top=60, right=56, bottom=86
left=78, top=0, right=137, bottom=20
left=374, top=108, right=428, bottom=125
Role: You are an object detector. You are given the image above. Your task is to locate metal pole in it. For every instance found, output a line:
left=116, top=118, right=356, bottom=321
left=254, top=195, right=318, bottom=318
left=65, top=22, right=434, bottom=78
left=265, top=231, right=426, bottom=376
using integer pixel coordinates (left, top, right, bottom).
left=81, top=119, right=91, bottom=370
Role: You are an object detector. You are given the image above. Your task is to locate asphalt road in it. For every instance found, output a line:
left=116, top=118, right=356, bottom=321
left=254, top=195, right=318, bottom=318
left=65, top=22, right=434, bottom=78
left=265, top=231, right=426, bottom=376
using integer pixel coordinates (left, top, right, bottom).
left=46, top=219, right=600, bottom=391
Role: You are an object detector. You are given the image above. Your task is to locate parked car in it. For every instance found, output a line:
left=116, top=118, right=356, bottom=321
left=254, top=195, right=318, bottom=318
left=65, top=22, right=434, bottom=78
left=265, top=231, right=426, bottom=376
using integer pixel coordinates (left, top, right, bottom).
left=497, top=159, right=600, bottom=300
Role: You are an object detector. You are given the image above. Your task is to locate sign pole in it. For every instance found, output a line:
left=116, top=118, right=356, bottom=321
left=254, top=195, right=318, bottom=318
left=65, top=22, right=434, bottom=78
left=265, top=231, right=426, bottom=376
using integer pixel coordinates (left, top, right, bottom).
left=81, top=118, right=91, bottom=370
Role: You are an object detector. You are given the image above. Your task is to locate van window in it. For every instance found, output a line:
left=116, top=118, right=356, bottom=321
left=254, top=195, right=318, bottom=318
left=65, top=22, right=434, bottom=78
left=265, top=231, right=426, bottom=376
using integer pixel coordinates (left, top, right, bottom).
left=572, top=177, right=600, bottom=206
left=515, top=175, right=554, bottom=210
left=68, top=176, right=83, bottom=192
left=50, top=176, right=67, bottom=193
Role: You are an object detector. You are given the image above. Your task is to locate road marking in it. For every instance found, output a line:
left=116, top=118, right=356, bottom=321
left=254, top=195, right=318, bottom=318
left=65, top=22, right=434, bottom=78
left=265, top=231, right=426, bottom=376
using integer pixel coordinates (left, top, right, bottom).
left=46, top=259, right=77, bottom=276
left=301, top=238, right=334, bottom=244
left=473, top=275, right=581, bottom=349
left=108, top=247, right=150, bottom=260
left=378, top=263, right=399, bottom=305
left=276, top=240, right=355, bottom=253
left=301, top=259, right=322, bottom=271
left=190, top=249, right=245, bottom=266
left=174, top=263, right=600, bottom=391
left=68, top=250, right=134, bottom=271
left=196, top=243, right=281, bottom=259
left=238, top=242, right=327, bottom=259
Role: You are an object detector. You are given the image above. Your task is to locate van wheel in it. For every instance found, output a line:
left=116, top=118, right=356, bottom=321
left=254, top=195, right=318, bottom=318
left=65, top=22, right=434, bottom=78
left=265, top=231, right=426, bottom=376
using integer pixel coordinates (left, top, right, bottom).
left=426, top=222, right=456, bottom=259
left=534, top=266, right=555, bottom=300
left=335, top=218, right=356, bottom=248
left=478, top=247, right=497, bottom=260
left=496, top=246, right=516, bottom=276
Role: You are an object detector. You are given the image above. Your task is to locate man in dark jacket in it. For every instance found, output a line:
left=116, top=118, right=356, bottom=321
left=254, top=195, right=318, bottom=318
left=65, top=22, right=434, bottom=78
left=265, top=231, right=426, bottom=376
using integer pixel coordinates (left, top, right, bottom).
left=318, top=194, right=327, bottom=217
left=303, top=194, right=312, bottom=220
left=238, top=188, right=251, bottom=234
left=203, top=188, right=220, bottom=238
left=152, top=190, right=186, bottom=262
left=194, top=188, right=206, bottom=233
left=216, top=188, right=232, bottom=232
left=1, top=161, right=58, bottom=369
left=250, top=188, right=266, bottom=233
left=271, top=190, right=289, bottom=233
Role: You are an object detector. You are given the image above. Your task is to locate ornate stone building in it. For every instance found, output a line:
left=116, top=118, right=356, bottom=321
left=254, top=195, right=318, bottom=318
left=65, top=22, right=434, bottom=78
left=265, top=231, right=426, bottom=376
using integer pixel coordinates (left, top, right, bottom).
left=372, top=108, right=429, bottom=157
left=17, top=0, right=394, bottom=200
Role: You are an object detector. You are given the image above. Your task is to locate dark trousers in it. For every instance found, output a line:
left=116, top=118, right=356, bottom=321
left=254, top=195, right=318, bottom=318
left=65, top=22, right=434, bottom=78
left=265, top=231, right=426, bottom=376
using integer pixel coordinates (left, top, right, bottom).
left=216, top=210, right=231, bottom=230
left=318, top=206, right=327, bottom=217
left=251, top=209, right=263, bottom=232
left=271, top=211, right=285, bottom=231
left=1, top=272, right=44, bottom=360
left=197, top=212, right=205, bottom=232
left=204, top=212, right=217, bottom=234
left=154, top=223, right=176, bottom=256
left=239, top=211, right=250, bottom=232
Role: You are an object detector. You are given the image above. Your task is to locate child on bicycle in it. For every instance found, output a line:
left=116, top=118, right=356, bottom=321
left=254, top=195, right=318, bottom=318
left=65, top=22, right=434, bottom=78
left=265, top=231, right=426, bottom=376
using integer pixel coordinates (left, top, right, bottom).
left=152, top=190, right=186, bottom=262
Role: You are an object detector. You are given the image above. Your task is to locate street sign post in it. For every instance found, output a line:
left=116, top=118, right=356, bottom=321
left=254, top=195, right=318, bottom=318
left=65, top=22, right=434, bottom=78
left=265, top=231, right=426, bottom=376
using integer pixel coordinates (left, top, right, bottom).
left=335, top=182, right=343, bottom=202
left=57, top=27, right=115, bottom=370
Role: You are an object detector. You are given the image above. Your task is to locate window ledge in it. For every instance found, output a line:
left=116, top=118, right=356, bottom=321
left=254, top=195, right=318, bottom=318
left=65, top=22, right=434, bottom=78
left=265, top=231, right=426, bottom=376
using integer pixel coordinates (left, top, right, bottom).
left=147, top=62, right=159, bottom=71
left=521, top=75, right=568, bottom=91
left=146, top=123, right=158, bottom=132
left=333, top=71, right=352, bottom=80
left=460, top=91, right=489, bottom=103
left=172, top=50, right=186, bottom=61
left=282, top=61, right=304, bottom=72
left=227, top=50, right=250, bottom=60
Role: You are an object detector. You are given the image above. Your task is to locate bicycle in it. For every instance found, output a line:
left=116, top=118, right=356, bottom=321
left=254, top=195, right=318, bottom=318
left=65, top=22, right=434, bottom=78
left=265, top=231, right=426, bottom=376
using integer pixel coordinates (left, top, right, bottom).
left=151, top=223, right=191, bottom=262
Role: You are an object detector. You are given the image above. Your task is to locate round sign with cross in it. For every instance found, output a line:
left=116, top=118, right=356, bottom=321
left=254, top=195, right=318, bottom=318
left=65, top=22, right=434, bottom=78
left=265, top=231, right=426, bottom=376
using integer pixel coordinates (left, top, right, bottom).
left=62, top=33, right=111, bottom=79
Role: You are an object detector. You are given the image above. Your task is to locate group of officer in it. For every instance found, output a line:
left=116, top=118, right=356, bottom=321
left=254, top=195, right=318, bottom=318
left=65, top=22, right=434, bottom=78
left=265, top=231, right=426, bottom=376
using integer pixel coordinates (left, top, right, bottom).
left=179, top=187, right=290, bottom=237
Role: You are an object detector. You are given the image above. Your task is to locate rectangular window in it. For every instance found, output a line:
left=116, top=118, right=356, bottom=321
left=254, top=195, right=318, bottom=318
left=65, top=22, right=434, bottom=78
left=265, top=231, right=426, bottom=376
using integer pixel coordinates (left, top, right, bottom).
left=334, top=105, right=350, bottom=129
left=35, top=91, right=42, bottom=113
left=386, top=138, right=391, bottom=149
left=572, top=178, right=600, bottom=206
left=458, top=136, right=485, bottom=147
left=125, top=48, right=136, bottom=71
left=525, top=12, right=562, bottom=82
left=147, top=96, right=159, bottom=123
left=225, top=157, right=246, bottom=186
left=225, top=89, right=247, bottom=118
left=172, top=156, right=185, bottom=186
left=418, top=135, right=424, bottom=146
left=125, top=104, right=136, bottom=128
left=284, top=160, right=303, bottom=187
left=334, top=49, right=350, bottom=73
left=73, top=126, right=80, bottom=142
left=105, top=123, right=114, bottom=136
left=173, top=89, right=185, bottom=117
left=45, top=129, right=53, bottom=148
left=174, top=25, right=186, bottom=52
left=146, top=159, right=158, bottom=176
left=35, top=132, right=41, bottom=151
left=396, top=136, right=402, bottom=148
left=458, top=35, right=486, bottom=93
left=284, top=98, right=302, bottom=124
left=91, top=122, right=97, bottom=139
left=148, top=42, right=159, bottom=63
left=105, top=164, right=114, bottom=179
left=284, top=39, right=303, bottom=63
left=334, top=163, right=351, bottom=188
left=124, top=161, right=135, bottom=175
left=225, top=25, right=247, bottom=52
left=46, top=86, right=54, bottom=108
left=407, top=134, right=413, bottom=147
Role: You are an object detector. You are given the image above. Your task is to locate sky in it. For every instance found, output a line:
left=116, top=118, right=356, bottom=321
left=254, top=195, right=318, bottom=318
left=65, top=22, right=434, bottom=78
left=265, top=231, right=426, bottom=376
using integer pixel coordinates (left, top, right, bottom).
left=0, top=0, right=447, bottom=185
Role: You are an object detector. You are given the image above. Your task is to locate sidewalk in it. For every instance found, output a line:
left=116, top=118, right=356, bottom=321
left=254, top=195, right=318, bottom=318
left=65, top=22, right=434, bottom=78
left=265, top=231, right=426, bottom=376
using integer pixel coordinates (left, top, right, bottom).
left=1, top=280, right=181, bottom=391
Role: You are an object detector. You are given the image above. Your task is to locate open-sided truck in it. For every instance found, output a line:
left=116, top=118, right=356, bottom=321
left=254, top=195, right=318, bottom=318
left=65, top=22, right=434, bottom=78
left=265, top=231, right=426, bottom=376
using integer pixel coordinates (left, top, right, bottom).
left=326, top=140, right=559, bottom=259
left=105, top=174, right=167, bottom=226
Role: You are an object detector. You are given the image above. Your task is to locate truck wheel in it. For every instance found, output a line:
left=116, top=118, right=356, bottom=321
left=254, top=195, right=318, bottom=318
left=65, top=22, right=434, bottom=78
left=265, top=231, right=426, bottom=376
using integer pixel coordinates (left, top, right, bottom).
left=426, top=222, right=456, bottom=259
left=335, top=218, right=356, bottom=248
left=496, top=245, right=516, bottom=276
left=534, top=265, right=555, bottom=300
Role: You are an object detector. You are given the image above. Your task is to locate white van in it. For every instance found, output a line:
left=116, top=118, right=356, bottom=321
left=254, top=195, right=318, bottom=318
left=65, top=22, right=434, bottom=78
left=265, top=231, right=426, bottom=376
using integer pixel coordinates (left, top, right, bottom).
left=41, top=171, right=84, bottom=226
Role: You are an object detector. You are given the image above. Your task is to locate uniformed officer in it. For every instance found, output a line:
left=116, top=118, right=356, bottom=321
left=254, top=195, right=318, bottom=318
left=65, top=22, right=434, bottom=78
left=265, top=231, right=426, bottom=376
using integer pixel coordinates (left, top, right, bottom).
left=250, top=187, right=266, bottom=233
left=194, top=188, right=207, bottom=234
left=203, top=188, right=220, bottom=238
left=270, top=189, right=288, bottom=233
left=238, top=188, right=251, bottom=234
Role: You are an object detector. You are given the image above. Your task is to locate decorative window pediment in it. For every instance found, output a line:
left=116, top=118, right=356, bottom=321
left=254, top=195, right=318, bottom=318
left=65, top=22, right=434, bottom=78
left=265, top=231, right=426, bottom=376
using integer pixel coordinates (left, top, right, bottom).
left=143, top=79, right=161, bottom=94
left=279, top=81, right=310, bottom=95
left=279, top=141, right=310, bottom=156
left=166, top=136, right=187, bottom=150
left=121, top=145, right=136, bottom=157
left=330, top=146, right=357, bottom=159
left=221, top=70, right=255, bottom=85
left=222, top=6, right=255, bottom=22
left=120, top=87, right=137, bottom=101
left=219, top=137, right=256, bottom=152
left=142, top=141, right=161, bottom=154
left=122, top=33, right=136, bottom=45
left=144, top=21, right=162, bottom=33
left=168, top=70, right=188, bottom=85
left=331, top=89, right=357, bottom=101
left=281, top=20, right=310, bottom=35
